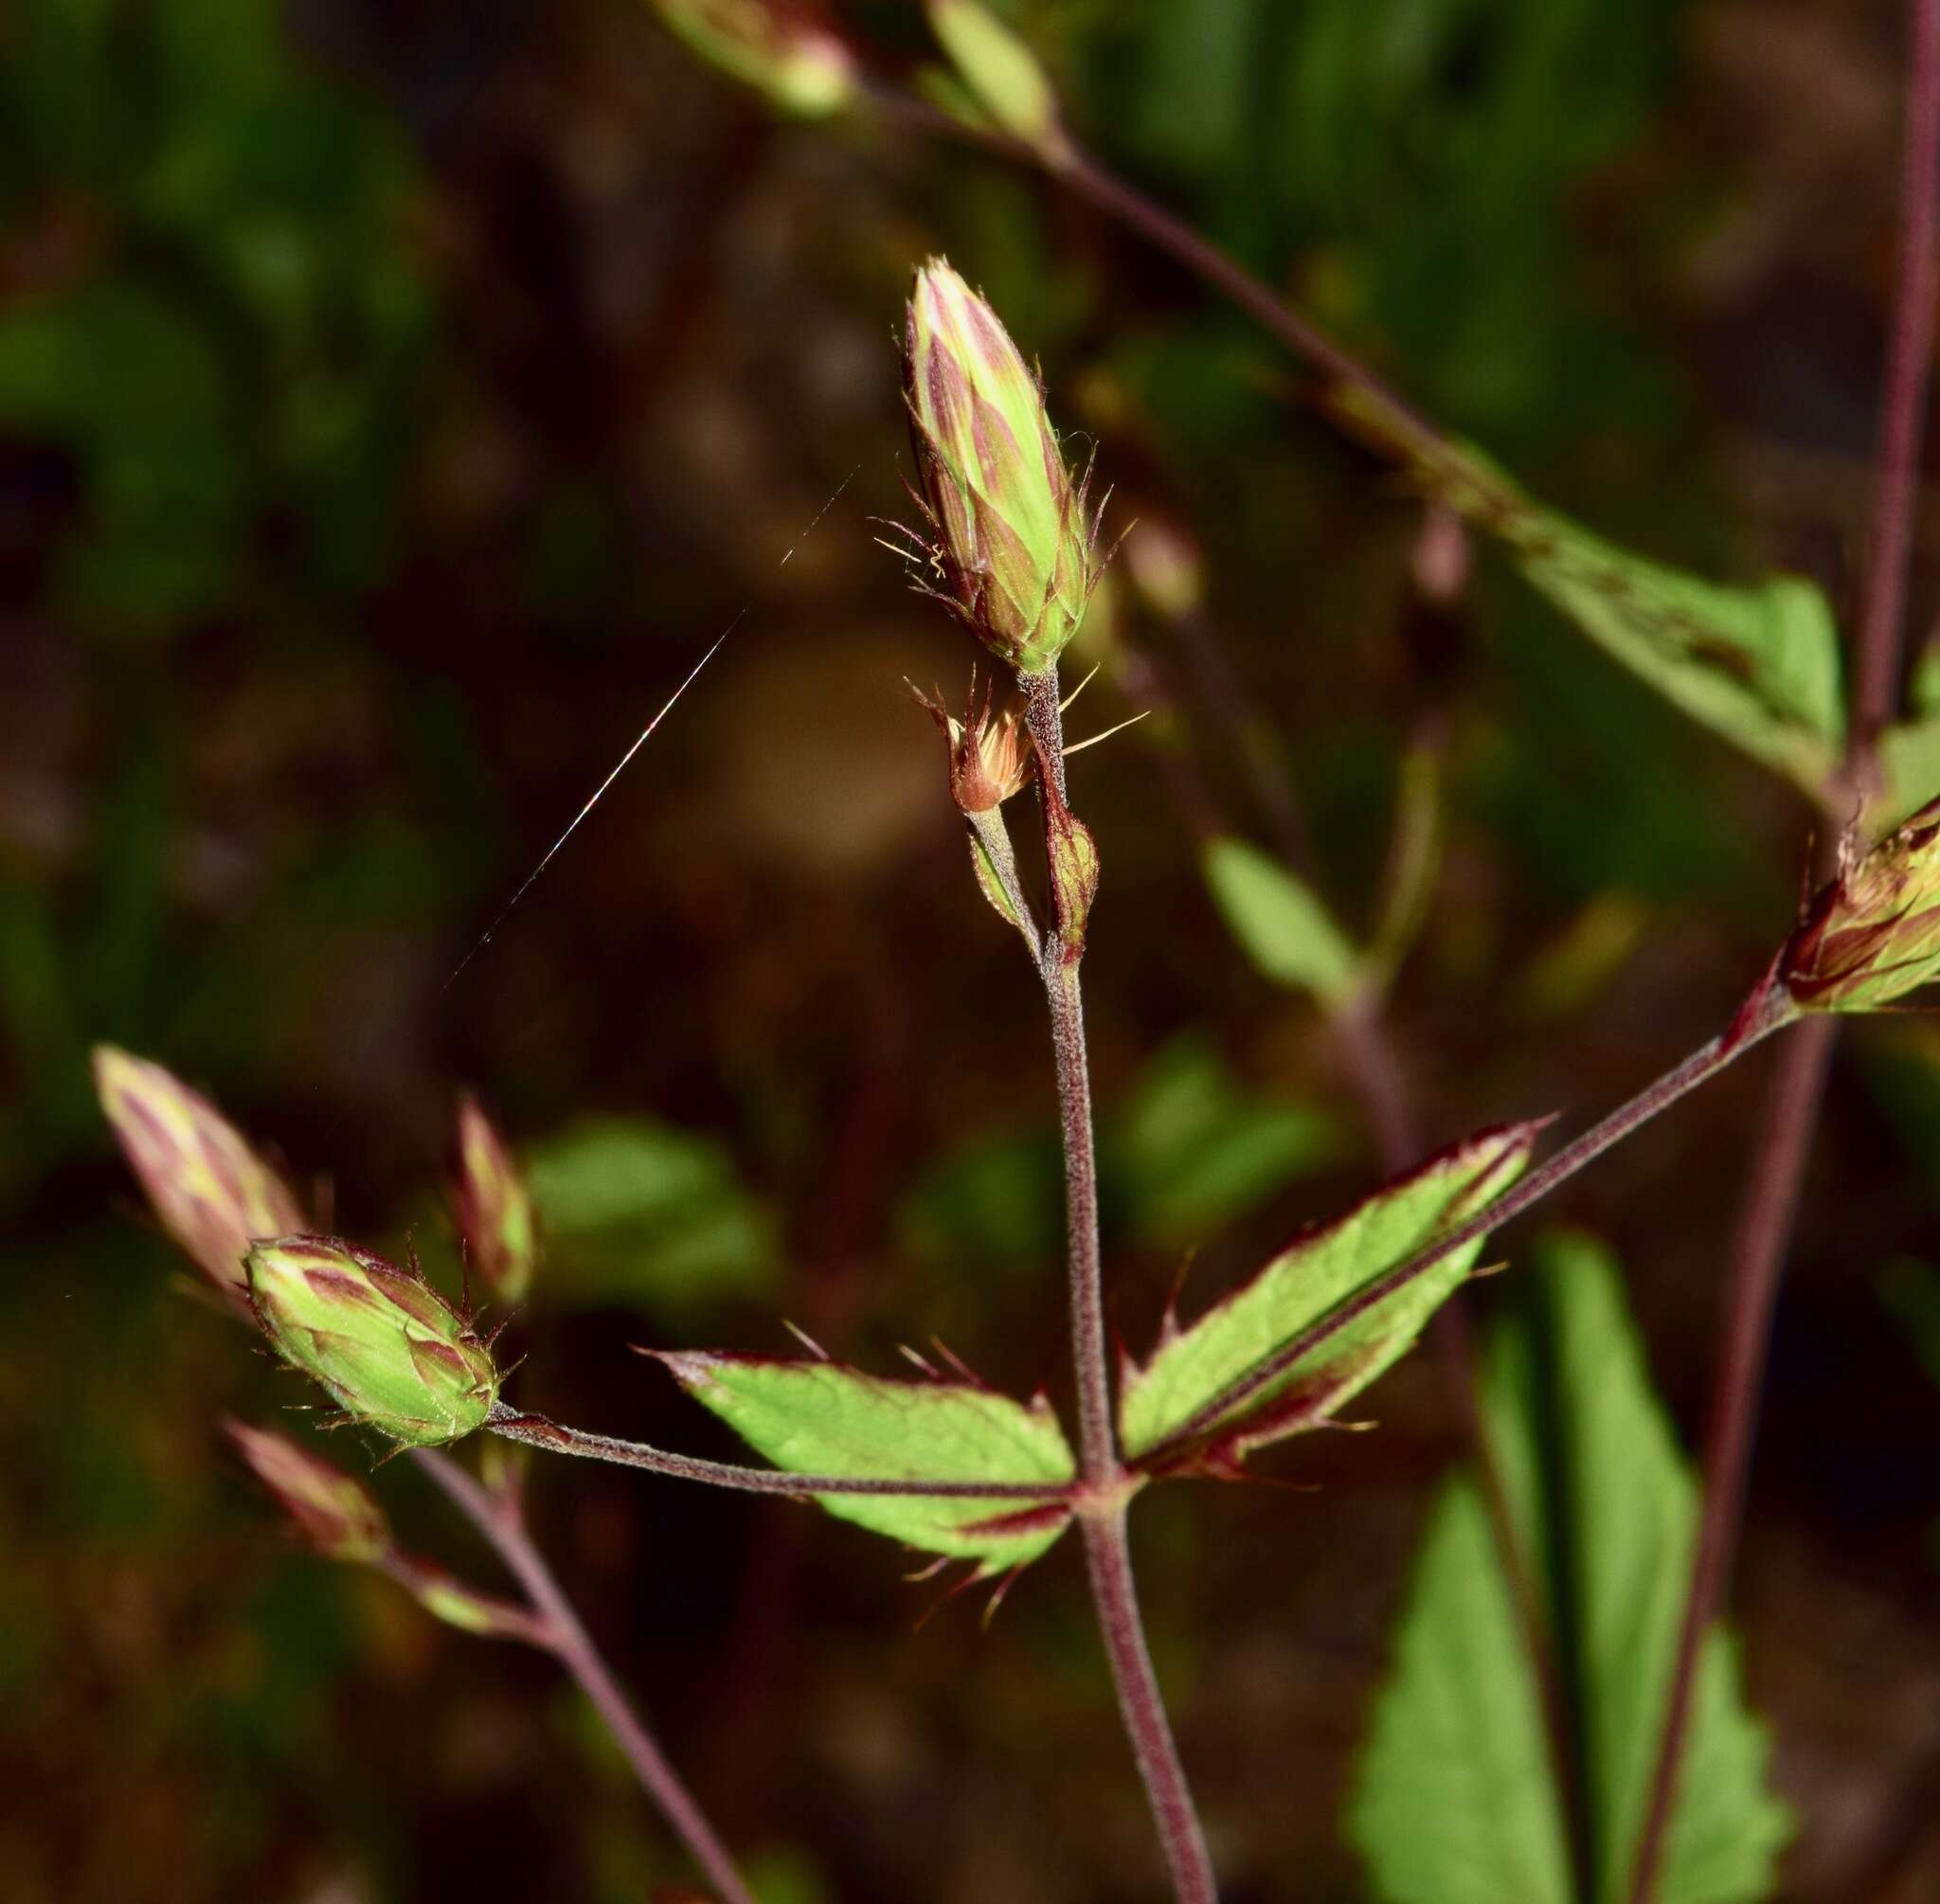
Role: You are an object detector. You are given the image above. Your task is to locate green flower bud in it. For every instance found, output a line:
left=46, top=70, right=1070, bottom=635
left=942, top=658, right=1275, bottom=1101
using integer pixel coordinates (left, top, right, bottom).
left=1782, top=797, right=1940, bottom=1012
left=903, top=258, right=1101, bottom=675
left=452, top=1095, right=538, bottom=1305
left=650, top=0, right=855, bottom=117
left=93, top=1046, right=305, bottom=1305
left=225, top=1420, right=390, bottom=1563
left=246, top=1236, right=500, bottom=1447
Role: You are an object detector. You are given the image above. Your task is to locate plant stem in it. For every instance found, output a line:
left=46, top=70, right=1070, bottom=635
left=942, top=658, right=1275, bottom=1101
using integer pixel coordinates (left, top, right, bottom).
left=1628, top=5, right=1940, bottom=1892
left=1081, top=1504, right=1218, bottom=1904
left=1854, top=0, right=1940, bottom=758
left=1143, top=997, right=1796, bottom=1464
left=1021, top=665, right=1217, bottom=1902
left=1624, top=1018, right=1836, bottom=1902
left=1051, top=143, right=1439, bottom=449
left=411, top=1448, right=756, bottom=1904
left=486, top=1409, right=1073, bottom=1500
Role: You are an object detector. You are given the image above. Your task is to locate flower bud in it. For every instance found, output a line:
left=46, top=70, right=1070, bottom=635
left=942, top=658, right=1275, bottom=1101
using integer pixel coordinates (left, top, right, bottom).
left=1781, top=798, right=1940, bottom=1012
left=93, top=1046, right=305, bottom=1305
left=225, top=1420, right=390, bottom=1563
left=246, top=1236, right=500, bottom=1447
left=452, top=1096, right=538, bottom=1305
left=903, top=259, right=1100, bottom=675
left=651, top=0, right=855, bottom=117
left=909, top=678, right=1033, bottom=813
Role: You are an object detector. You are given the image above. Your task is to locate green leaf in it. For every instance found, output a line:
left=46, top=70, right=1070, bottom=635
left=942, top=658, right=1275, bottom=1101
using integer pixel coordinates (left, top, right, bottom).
left=1203, top=835, right=1361, bottom=1006
left=656, top=1354, right=1073, bottom=1575
left=1349, top=1231, right=1790, bottom=1904
left=1350, top=1481, right=1575, bottom=1903
left=1104, top=1033, right=1339, bottom=1249
left=1119, top=1124, right=1537, bottom=1469
left=1333, top=387, right=1845, bottom=795
left=925, top=0, right=1062, bottom=150
left=523, top=1119, right=777, bottom=1318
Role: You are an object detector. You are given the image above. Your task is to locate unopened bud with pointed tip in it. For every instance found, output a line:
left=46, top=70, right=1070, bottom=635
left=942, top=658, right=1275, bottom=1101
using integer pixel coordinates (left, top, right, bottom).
left=246, top=1236, right=500, bottom=1447
left=225, top=1420, right=390, bottom=1563
left=1781, top=798, right=1940, bottom=1012
left=903, top=259, right=1100, bottom=675
left=650, top=0, right=855, bottom=117
left=453, top=1096, right=538, bottom=1305
left=93, top=1047, right=305, bottom=1305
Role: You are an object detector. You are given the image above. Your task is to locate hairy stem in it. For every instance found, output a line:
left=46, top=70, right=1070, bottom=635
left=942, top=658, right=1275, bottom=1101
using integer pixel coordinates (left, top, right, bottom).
left=486, top=1409, right=1073, bottom=1499
left=1144, top=997, right=1796, bottom=1464
left=1081, top=1506, right=1218, bottom=1904
left=412, top=1448, right=755, bottom=1904
left=1022, top=670, right=1116, bottom=1489
left=1628, top=5, right=1940, bottom=1892
left=1021, top=665, right=1217, bottom=1902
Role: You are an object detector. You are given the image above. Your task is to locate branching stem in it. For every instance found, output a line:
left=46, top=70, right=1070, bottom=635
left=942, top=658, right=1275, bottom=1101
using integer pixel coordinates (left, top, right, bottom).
left=1143, top=994, right=1797, bottom=1465
left=412, top=1447, right=756, bottom=1904
left=1021, top=666, right=1217, bottom=1903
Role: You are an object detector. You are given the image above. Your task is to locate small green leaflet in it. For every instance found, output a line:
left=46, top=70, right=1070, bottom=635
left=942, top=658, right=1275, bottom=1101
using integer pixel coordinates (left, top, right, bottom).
left=1118, top=1124, right=1536, bottom=1471
left=1349, top=1232, right=1789, bottom=1904
left=1203, top=835, right=1361, bottom=1006
left=1332, top=386, right=1845, bottom=797
left=656, top=1353, right=1075, bottom=1575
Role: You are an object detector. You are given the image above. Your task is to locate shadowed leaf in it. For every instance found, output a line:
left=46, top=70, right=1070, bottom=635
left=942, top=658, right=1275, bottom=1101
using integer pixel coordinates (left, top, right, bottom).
left=1335, top=386, right=1844, bottom=796
left=1349, top=1231, right=1789, bottom=1904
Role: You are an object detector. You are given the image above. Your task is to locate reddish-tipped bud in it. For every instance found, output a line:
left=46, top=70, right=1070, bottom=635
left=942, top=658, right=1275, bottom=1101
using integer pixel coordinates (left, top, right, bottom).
left=909, top=677, right=1033, bottom=813
left=1780, top=798, right=1940, bottom=1012
left=902, top=259, right=1101, bottom=675
left=452, top=1096, right=538, bottom=1305
left=651, top=0, right=855, bottom=117
left=225, top=1421, right=390, bottom=1563
left=246, top=1236, right=500, bottom=1447
left=93, top=1047, right=305, bottom=1305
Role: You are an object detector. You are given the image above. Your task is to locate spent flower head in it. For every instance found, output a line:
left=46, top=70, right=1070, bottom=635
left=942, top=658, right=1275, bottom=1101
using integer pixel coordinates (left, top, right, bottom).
left=225, top=1420, right=390, bottom=1563
left=909, top=675, right=1033, bottom=813
left=650, top=0, right=855, bottom=116
left=1780, top=797, right=1940, bottom=1012
left=93, top=1046, right=305, bottom=1306
left=901, top=258, right=1101, bottom=675
left=452, top=1096, right=538, bottom=1305
left=247, top=1236, right=500, bottom=1447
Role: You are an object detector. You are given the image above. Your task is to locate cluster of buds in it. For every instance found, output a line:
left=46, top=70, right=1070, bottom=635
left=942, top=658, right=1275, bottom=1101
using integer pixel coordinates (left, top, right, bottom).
left=93, top=1046, right=305, bottom=1308
left=649, top=0, right=855, bottom=117
left=901, top=259, right=1102, bottom=677
left=247, top=1236, right=502, bottom=1448
left=1778, top=797, right=1940, bottom=1013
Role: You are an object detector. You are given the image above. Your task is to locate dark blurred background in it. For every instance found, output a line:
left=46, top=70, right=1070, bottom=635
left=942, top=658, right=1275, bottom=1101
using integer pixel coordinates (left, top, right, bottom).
left=8, top=0, right=1940, bottom=1898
